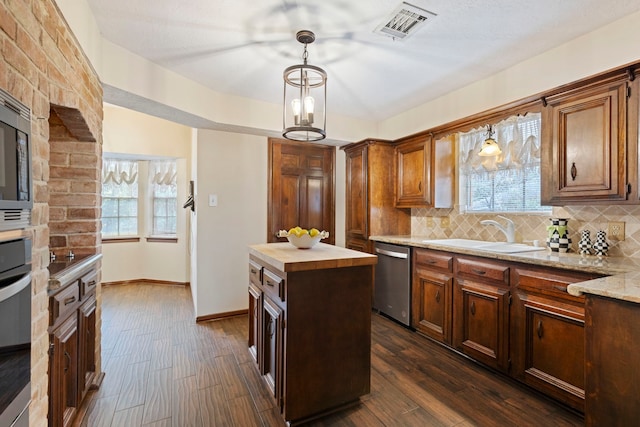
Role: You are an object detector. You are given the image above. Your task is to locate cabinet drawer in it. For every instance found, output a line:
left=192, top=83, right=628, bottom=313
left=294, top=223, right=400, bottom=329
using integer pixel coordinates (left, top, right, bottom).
left=80, top=270, right=98, bottom=298
left=414, top=249, right=453, bottom=272
left=249, top=260, right=262, bottom=286
left=263, top=268, right=285, bottom=303
left=514, top=267, right=593, bottom=302
left=50, top=282, right=80, bottom=326
left=455, top=257, right=509, bottom=285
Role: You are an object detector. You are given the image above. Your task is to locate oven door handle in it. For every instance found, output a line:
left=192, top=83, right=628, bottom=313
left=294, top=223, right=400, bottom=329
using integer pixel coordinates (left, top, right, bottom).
left=0, top=272, right=31, bottom=303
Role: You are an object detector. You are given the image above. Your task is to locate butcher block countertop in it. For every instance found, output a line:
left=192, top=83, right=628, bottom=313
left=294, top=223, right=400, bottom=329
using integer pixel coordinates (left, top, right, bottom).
left=248, top=242, right=377, bottom=272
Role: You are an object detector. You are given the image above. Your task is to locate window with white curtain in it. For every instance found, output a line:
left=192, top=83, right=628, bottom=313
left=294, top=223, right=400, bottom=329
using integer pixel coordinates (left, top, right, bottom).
left=102, top=159, right=139, bottom=236
left=458, top=113, right=550, bottom=213
left=149, top=160, right=177, bottom=236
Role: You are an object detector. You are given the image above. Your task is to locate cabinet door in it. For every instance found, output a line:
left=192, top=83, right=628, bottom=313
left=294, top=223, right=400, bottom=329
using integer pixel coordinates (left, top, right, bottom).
left=345, top=145, right=367, bottom=241
left=542, top=78, right=628, bottom=204
left=78, top=294, right=96, bottom=401
left=248, top=282, right=262, bottom=365
left=453, top=279, right=510, bottom=371
left=511, top=267, right=591, bottom=412
left=395, top=137, right=431, bottom=207
left=262, top=296, right=284, bottom=409
left=519, top=297, right=585, bottom=411
left=412, top=266, right=453, bottom=344
left=49, top=314, right=79, bottom=427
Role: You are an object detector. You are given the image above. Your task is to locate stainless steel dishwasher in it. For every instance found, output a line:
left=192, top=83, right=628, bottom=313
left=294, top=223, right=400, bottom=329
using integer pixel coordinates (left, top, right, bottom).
left=373, top=242, right=411, bottom=326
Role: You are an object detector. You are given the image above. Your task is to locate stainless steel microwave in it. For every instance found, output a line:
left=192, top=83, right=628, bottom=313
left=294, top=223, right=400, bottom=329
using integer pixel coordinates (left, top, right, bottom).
left=0, top=90, right=32, bottom=231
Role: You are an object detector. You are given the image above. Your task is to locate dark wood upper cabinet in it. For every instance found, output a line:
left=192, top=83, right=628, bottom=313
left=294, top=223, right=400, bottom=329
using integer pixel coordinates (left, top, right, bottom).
left=394, top=134, right=454, bottom=208
left=268, top=139, right=335, bottom=244
left=541, top=74, right=639, bottom=205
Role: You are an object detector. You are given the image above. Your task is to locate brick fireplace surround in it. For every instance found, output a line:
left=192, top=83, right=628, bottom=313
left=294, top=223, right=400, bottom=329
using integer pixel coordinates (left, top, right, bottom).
left=1, top=1, right=103, bottom=423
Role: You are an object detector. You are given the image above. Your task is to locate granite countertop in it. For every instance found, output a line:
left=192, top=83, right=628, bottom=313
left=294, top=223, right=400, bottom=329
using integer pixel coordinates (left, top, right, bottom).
left=48, top=253, right=102, bottom=293
left=249, top=242, right=377, bottom=273
left=370, top=235, right=640, bottom=304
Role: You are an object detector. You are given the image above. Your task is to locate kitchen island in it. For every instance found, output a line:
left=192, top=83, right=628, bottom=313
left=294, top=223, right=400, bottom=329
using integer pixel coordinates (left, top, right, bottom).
left=248, top=242, right=377, bottom=426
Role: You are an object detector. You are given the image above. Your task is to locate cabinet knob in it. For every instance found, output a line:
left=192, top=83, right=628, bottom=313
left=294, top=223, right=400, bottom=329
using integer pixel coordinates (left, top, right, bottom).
left=470, top=301, right=476, bottom=316
left=537, top=320, right=544, bottom=339
left=64, top=351, right=71, bottom=372
left=570, top=162, right=577, bottom=181
left=435, top=290, right=441, bottom=303
left=418, top=181, right=422, bottom=192
left=267, top=318, right=274, bottom=338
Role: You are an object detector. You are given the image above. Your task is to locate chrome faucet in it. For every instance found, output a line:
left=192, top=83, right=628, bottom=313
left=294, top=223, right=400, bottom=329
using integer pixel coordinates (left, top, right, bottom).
left=480, top=215, right=516, bottom=243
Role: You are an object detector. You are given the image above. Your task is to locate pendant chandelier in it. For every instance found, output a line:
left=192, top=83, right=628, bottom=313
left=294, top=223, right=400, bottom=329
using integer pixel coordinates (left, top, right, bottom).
left=282, top=30, right=327, bottom=142
left=478, top=124, right=502, bottom=157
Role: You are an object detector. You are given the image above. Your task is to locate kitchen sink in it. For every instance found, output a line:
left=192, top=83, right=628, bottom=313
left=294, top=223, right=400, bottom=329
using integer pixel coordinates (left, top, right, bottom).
left=422, top=239, right=546, bottom=254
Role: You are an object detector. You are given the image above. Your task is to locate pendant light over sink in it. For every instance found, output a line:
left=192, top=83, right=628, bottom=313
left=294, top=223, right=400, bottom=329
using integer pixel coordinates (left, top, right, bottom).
left=282, top=30, right=327, bottom=142
left=478, top=124, right=502, bottom=157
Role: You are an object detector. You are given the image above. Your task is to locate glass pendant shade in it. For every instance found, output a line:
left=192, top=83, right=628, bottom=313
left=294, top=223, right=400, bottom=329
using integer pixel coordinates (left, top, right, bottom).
left=478, top=125, right=502, bottom=156
left=283, top=31, right=327, bottom=142
left=478, top=137, right=502, bottom=156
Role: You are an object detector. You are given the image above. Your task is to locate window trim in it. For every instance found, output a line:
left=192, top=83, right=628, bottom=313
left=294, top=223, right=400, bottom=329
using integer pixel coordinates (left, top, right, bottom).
left=102, top=237, right=141, bottom=244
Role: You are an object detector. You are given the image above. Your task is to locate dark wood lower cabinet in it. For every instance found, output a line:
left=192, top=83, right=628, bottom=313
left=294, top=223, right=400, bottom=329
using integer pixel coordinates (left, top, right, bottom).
left=584, top=295, right=640, bottom=426
left=49, top=314, right=79, bottom=427
left=409, top=249, right=602, bottom=414
left=247, top=282, right=261, bottom=364
left=78, top=294, right=96, bottom=400
left=261, top=295, right=283, bottom=406
left=511, top=266, right=597, bottom=413
left=48, top=263, right=100, bottom=427
left=412, top=249, right=453, bottom=344
left=453, top=256, right=510, bottom=372
left=454, top=278, right=510, bottom=371
left=248, top=246, right=374, bottom=426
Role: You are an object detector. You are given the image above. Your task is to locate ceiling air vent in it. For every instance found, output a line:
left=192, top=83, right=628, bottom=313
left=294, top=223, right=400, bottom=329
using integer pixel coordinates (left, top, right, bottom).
left=374, top=2, right=436, bottom=40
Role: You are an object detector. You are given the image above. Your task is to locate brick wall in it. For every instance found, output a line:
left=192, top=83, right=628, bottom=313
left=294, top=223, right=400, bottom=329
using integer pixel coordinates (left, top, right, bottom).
left=0, top=1, right=103, bottom=424
left=49, top=109, right=101, bottom=257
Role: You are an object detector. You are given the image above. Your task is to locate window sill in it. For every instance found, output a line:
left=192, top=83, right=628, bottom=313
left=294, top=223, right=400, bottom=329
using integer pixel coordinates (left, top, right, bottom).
left=102, top=236, right=141, bottom=243
left=146, top=236, right=178, bottom=243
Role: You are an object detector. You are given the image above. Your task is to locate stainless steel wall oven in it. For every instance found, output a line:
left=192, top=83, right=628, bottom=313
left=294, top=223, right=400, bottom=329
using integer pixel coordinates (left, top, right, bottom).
left=0, top=237, right=31, bottom=426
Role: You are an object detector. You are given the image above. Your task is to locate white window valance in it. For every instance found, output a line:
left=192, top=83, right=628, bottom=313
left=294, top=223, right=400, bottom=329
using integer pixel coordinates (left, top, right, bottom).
left=102, top=158, right=138, bottom=185
left=149, top=160, right=177, bottom=186
left=459, top=113, right=541, bottom=173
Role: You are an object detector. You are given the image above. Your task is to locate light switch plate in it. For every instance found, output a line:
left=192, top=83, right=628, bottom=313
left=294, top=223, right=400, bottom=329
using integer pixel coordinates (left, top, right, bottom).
left=209, top=194, right=218, bottom=207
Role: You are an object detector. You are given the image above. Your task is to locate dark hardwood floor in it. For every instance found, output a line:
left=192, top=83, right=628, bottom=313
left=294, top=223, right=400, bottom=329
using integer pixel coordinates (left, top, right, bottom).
left=80, top=283, right=583, bottom=426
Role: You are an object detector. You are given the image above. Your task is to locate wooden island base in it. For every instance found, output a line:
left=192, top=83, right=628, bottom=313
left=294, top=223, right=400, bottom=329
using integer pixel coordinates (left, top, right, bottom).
left=248, top=243, right=377, bottom=426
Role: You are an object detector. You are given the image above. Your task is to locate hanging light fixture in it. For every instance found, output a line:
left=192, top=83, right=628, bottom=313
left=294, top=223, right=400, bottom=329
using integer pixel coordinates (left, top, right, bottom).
left=478, top=124, right=502, bottom=157
left=283, top=30, right=327, bottom=142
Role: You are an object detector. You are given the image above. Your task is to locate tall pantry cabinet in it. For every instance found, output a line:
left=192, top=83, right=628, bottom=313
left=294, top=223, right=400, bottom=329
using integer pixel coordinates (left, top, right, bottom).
left=343, top=140, right=411, bottom=253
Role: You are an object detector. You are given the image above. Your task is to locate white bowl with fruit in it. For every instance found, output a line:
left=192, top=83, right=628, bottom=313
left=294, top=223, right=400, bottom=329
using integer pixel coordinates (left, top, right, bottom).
left=278, top=227, right=329, bottom=249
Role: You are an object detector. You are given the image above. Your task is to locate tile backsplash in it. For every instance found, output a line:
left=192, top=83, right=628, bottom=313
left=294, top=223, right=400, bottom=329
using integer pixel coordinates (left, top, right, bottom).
left=411, top=205, right=640, bottom=258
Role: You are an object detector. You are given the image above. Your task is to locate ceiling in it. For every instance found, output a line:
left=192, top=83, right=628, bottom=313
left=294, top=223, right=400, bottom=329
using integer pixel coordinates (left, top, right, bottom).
left=87, top=0, right=640, bottom=124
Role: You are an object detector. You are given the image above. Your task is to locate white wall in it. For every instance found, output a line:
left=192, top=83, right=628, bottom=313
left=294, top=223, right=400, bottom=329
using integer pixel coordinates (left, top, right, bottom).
left=193, top=130, right=268, bottom=317
left=378, top=10, right=640, bottom=139
left=102, top=105, right=192, bottom=283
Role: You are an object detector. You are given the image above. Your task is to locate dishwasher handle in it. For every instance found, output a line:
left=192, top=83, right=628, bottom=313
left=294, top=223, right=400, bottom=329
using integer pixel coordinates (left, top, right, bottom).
left=375, top=247, right=408, bottom=259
